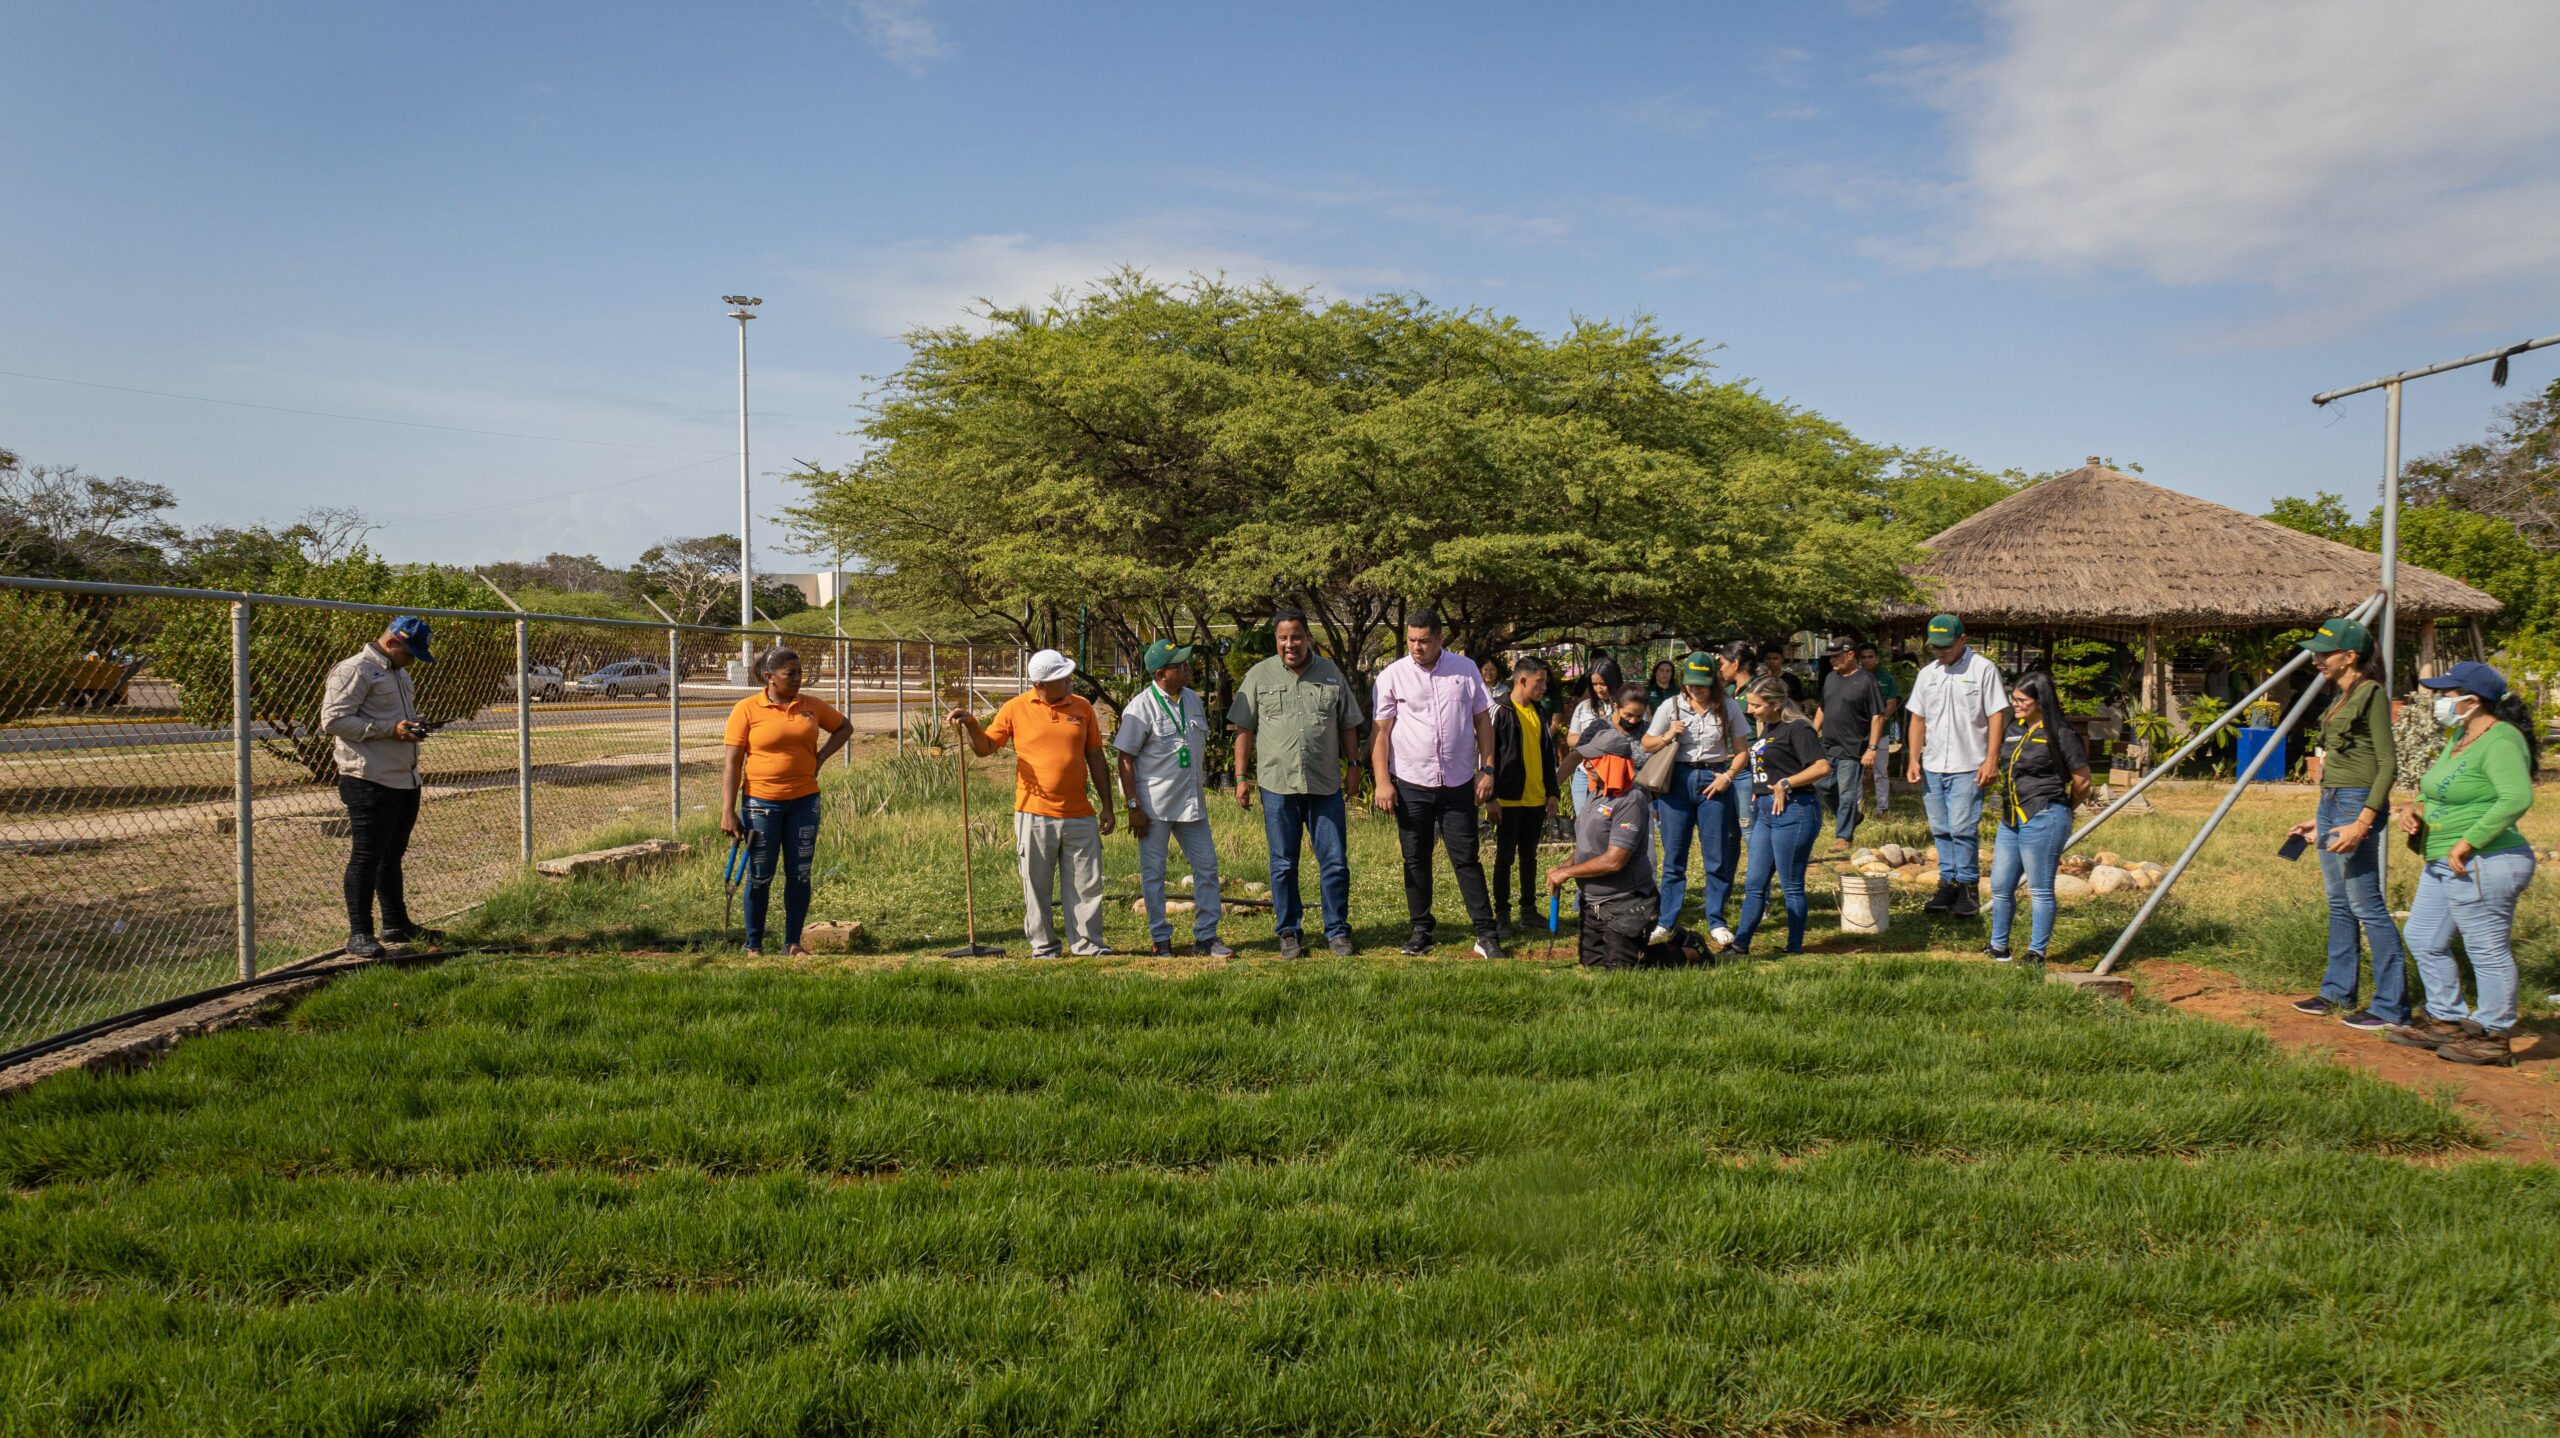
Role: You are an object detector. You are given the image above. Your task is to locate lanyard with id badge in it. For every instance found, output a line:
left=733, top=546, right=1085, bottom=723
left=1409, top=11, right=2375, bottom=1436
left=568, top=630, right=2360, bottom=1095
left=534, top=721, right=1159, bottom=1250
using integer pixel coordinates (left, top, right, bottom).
left=1149, top=684, right=1193, bottom=770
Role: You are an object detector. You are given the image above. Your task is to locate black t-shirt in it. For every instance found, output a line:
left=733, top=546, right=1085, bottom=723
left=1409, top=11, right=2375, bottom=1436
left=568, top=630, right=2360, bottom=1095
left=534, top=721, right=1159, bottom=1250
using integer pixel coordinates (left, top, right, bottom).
left=1997, top=718, right=2090, bottom=824
left=1816, top=667, right=1884, bottom=751
left=1749, top=718, right=1827, bottom=792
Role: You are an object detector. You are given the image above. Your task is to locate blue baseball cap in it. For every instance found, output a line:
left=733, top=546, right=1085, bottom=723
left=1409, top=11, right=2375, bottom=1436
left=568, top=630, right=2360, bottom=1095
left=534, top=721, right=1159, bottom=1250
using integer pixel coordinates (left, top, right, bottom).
left=386, top=615, right=435, bottom=663
left=2418, top=660, right=2505, bottom=705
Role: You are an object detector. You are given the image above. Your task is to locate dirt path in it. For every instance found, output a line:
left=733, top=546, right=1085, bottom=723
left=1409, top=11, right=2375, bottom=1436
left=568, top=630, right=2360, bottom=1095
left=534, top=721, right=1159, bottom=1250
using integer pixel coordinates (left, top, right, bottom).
left=2133, top=961, right=2560, bottom=1161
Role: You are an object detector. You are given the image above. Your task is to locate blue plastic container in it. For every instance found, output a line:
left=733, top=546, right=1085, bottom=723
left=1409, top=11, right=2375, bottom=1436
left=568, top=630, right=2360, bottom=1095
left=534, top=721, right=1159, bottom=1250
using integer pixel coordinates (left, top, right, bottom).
left=2234, top=725, right=2285, bottom=779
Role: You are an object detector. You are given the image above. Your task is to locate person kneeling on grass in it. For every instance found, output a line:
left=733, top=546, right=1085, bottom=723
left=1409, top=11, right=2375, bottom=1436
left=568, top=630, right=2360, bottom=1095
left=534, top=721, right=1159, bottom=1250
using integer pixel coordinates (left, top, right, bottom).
left=1115, top=640, right=1231, bottom=959
left=721, top=645, right=852, bottom=956
left=1548, top=683, right=1706, bottom=970
left=949, top=649, right=1118, bottom=958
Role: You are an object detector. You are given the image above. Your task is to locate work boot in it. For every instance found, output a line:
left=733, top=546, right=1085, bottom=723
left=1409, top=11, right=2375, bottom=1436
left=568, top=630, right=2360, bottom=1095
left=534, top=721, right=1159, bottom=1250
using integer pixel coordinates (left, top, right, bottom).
left=1923, top=883, right=1958, bottom=915
left=2435, top=1023, right=2515, bottom=1067
left=2384, top=1014, right=2466, bottom=1050
left=1329, top=934, right=1358, bottom=957
left=1950, top=885, right=1981, bottom=918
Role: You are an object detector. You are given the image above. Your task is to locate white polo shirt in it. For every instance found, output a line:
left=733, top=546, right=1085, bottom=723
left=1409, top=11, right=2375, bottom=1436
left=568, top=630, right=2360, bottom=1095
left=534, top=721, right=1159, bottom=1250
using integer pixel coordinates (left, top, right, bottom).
left=1908, top=647, right=2006, bottom=773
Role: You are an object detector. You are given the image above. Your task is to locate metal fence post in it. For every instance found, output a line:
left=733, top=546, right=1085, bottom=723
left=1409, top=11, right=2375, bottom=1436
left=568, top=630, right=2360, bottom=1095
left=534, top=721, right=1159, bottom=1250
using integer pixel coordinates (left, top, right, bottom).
left=840, top=636, right=853, bottom=768
left=230, top=600, right=256, bottom=980
left=515, top=617, right=533, bottom=866
left=965, top=642, right=976, bottom=709
left=894, top=639, right=906, bottom=754
left=928, top=640, right=938, bottom=710
left=667, top=627, right=682, bottom=835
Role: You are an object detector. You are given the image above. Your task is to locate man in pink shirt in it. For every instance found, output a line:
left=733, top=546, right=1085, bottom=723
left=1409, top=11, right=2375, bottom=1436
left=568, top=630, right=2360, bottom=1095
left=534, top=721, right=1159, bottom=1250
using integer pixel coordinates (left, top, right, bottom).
left=1370, top=607, right=1503, bottom=957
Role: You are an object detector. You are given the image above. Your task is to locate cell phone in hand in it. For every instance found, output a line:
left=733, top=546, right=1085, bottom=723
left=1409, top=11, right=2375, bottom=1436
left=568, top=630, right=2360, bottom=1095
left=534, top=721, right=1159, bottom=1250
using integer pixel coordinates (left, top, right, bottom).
left=2277, top=833, right=2308, bottom=862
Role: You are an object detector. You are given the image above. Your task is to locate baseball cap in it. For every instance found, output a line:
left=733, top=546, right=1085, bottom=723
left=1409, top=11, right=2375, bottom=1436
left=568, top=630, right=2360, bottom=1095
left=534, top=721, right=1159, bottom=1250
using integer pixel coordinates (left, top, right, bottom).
left=387, top=615, right=434, bottom=663
left=2297, top=617, right=2370, bottom=654
left=1822, top=636, right=1856, bottom=656
left=1926, top=614, right=1962, bottom=646
left=2418, top=660, right=2508, bottom=705
left=1025, top=648, right=1075, bottom=682
left=1141, top=639, right=1194, bottom=672
left=1680, top=650, right=1716, bottom=684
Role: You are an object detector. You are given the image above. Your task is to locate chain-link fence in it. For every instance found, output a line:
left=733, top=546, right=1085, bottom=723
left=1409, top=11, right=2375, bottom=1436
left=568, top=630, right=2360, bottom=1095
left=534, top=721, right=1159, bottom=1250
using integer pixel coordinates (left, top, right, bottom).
left=0, top=575, right=1022, bottom=1054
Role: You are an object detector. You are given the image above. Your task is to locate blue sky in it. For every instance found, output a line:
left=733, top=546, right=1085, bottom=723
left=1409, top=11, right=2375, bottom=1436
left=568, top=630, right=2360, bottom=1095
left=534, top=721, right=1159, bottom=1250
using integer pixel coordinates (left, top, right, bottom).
left=6, top=0, right=2558, bottom=571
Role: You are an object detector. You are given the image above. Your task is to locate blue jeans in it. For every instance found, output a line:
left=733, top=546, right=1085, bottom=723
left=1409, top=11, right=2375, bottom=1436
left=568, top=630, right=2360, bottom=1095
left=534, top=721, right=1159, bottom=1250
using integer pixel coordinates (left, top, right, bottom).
left=1139, top=817, right=1223, bottom=945
left=1261, top=789, right=1350, bottom=941
left=2405, top=846, right=2535, bottom=1033
left=1989, top=803, right=2071, bottom=954
left=1819, top=743, right=1865, bottom=842
left=1735, top=791, right=1819, bottom=953
left=2315, top=786, right=2408, bottom=1021
left=1654, top=762, right=1740, bottom=932
left=1920, top=769, right=1985, bottom=883
left=740, top=792, right=821, bottom=951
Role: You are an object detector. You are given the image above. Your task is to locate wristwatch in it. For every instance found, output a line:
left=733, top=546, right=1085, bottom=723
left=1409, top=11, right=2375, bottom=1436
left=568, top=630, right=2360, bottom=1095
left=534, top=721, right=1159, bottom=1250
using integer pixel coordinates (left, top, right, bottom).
left=1479, top=764, right=1495, bottom=776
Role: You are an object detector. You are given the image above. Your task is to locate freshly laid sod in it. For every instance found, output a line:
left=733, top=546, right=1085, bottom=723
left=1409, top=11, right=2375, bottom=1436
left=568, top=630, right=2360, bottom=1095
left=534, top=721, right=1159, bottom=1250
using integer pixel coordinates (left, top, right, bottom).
left=6, top=955, right=2560, bottom=1435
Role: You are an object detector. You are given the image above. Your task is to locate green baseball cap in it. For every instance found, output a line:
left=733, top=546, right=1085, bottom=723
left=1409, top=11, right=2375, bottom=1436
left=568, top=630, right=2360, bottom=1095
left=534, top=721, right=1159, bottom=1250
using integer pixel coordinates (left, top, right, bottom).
left=1141, top=639, right=1195, bottom=672
left=2297, top=617, right=2369, bottom=654
left=1926, top=613, right=1963, bottom=646
left=1680, top=650, right=1716, bottom=684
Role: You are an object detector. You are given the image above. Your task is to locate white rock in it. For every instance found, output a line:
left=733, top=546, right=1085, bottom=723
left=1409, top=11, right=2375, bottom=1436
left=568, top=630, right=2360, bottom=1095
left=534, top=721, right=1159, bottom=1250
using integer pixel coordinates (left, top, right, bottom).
left=2128, top=868, right=2157, bottom=890
left=2053, top=872, right=2095, bottom=900
left=1850, top=847, right=1881, bottom=868
left=2088, top=865, right=2130, bottom=895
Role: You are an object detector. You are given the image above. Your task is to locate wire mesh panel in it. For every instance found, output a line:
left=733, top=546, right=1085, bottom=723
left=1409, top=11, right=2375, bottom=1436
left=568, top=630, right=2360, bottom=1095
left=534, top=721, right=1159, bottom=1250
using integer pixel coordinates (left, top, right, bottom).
left=0, top=589, right=240, bottom=1047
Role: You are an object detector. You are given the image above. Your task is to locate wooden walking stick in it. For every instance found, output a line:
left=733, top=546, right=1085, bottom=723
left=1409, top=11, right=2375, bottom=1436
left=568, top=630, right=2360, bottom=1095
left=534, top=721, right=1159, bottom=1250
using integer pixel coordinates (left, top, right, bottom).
left=942, top=692, right=1003, bottom=958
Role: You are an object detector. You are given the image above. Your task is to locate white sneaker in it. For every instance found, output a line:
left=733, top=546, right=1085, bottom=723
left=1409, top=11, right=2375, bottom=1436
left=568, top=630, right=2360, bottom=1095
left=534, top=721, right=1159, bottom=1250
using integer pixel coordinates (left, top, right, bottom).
left=1646, top=925, right=1674, bottom=945
left=1709, top=925, right=1736, bottom=950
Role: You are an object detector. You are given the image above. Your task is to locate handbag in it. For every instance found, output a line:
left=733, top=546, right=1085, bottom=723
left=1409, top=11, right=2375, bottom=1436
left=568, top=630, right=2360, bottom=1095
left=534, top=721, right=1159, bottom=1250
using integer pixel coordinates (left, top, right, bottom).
left=1636, top=735, right=1682, bottom=796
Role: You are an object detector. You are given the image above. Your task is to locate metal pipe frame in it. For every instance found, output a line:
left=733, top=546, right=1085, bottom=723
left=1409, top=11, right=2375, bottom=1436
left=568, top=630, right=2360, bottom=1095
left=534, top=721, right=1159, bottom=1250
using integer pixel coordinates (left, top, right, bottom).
left=667, top=628, right=683, bottom=836
left=2069, top=591, right=2383, bottom=849
left=231, top=601, right=256, bottom=981
left=2093, top=655, right=2350, bottom=975
left=2310, top=332, right=2560, bottom=403
left=516, top=617, right=533, bottom=866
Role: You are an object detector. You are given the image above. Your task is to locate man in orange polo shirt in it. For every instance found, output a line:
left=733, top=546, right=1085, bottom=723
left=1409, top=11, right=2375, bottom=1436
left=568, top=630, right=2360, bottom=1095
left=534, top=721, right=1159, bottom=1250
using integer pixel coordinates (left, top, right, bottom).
left=949, top=648, right=1118, bottom=957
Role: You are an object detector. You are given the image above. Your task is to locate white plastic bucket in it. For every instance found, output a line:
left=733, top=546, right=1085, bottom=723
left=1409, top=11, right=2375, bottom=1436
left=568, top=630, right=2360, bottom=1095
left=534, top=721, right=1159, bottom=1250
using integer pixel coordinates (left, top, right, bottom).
left=1838, top=872, right=1892, bottom=935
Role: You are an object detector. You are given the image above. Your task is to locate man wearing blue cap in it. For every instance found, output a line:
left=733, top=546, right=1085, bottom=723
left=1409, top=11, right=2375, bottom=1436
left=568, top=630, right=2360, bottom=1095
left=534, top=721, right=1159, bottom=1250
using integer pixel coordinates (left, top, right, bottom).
left=320, top=617, right=437, bottom=958
left=1114, top=639, right=1231, bottom=958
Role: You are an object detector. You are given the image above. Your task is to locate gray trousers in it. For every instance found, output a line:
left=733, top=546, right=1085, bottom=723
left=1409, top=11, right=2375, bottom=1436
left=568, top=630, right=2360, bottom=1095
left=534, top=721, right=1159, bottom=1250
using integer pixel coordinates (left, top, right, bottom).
left=1016, top=811, right=1107, bottom=956
left=1138, top=817, right=1223, bottom=944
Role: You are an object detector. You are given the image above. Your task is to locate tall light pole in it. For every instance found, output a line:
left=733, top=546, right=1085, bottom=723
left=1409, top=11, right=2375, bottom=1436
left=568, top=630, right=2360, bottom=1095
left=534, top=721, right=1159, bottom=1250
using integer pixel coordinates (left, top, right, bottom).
left=723, top=294, right=762, bottom=675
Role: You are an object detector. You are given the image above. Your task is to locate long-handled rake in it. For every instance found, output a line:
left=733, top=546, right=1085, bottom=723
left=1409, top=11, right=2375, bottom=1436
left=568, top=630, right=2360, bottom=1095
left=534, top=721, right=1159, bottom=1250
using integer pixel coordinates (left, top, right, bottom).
left=942, top=716, right=1003, bottom=958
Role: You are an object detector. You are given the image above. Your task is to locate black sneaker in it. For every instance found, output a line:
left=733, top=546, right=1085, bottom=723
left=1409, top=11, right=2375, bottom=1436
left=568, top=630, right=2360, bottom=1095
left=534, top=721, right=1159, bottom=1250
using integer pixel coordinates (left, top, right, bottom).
left=1151, top=939, right=1175, bottom=956
left=1984, top=943, right=2013, bottom=963
left=2022, top=951, right=2047, bottom=966
left=1277, top=931, right=1303, bottom=960
left=1495, top=918, right=1517, bottom=942
left=1950, top=885, right=1981, bottom=918
left=345, top=932, right=386, bottom=959
left=1329, top=935, right=1358, bottom=957
left=1471, top=936, right=1505, bottom=961
left=1923, top=883, right=1958, bottom=915
left=1399, top=930, right=1433, bottom=956
left=2288, top=996, right=2334, bottom=1016
left=2337, top=1008, right=2390, bottom=1031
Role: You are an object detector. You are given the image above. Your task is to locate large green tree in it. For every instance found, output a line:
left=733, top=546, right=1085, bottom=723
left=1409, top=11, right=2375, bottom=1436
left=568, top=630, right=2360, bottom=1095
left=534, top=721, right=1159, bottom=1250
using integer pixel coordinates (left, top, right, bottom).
left=787, top=275, right=1960, bottom=694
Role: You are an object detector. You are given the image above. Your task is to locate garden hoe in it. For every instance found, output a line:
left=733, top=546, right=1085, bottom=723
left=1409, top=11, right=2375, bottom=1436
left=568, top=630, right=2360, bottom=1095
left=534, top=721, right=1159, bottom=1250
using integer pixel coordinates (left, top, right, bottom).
left=942, top=704, right=1003, bottom=958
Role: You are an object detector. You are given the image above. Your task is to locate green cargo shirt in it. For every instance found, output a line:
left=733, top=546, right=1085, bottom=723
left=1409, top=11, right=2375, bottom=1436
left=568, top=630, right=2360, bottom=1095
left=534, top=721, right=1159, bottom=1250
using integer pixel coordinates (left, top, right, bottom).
left=1227, top=652, right=1361, bottom=796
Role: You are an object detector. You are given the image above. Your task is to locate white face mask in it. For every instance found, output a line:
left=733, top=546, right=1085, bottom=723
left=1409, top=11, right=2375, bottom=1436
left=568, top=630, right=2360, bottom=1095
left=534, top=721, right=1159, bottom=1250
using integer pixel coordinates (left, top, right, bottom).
left=2432, top=694, right=2471, bottom=729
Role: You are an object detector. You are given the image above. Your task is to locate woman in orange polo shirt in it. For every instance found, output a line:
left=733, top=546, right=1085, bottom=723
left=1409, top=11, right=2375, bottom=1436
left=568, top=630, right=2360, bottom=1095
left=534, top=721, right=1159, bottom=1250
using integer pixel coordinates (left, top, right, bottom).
left=720, top=646, right=851, bottom=954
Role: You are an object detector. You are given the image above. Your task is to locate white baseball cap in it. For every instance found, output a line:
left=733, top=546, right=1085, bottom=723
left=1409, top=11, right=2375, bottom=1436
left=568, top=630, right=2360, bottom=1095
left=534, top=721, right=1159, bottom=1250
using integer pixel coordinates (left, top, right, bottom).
left=1026, top=648, right=1075, bottom=682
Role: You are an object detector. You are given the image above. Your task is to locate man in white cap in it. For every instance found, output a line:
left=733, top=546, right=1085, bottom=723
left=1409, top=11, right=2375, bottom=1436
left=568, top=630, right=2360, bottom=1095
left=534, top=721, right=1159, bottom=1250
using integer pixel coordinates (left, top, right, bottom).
left=1115, top=639, right=1230, bottom=958
left=949, top=649, right=1116, bottom=956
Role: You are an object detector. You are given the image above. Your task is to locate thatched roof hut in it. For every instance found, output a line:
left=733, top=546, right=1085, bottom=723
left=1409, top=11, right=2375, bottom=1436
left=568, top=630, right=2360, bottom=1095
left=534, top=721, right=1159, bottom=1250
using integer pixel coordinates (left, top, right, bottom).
left=1884, top=459, right=2501, bottom=641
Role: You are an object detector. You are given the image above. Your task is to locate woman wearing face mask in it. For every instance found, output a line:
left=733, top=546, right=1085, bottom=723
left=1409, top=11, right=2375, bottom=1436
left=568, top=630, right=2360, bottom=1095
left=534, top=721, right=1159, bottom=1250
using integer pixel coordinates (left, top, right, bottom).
left=1731, top=677, right=1830, bottom=956
left=2386, top=662, right=2539, bottom=1066
left=1984, top=671, right=2091, bottom=965
left=2282, top=617, right=2407, bottom=1029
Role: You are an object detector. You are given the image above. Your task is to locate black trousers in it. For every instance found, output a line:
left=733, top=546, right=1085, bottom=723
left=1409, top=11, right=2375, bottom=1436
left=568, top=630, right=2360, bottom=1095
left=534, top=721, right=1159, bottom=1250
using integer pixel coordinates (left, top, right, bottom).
left=1491, top=805, right=1547, bottom=922
left=339, top=777, right=421, bottom=936
left=1392, top=781, right=1498, bottom=941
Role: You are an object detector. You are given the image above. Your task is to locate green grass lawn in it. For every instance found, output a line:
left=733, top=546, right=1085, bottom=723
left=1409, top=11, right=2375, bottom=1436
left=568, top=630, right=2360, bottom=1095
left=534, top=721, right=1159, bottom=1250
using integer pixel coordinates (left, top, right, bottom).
left=7, top=746, right=2559, bottom=1435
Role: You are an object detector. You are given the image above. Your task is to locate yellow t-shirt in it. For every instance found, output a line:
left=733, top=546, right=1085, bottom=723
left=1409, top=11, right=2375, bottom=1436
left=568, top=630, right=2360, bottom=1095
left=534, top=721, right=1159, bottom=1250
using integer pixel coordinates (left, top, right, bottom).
left=1501, top=701, right=1546, bottom=808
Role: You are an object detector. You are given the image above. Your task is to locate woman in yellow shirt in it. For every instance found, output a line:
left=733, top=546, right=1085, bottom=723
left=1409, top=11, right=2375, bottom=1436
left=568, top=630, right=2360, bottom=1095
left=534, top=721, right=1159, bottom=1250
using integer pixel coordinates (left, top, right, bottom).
left=720, top=646, right=851, bottom=954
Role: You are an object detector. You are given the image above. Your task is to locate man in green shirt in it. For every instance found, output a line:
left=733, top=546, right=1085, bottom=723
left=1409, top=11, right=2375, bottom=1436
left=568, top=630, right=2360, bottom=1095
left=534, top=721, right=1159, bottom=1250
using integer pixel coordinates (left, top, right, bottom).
left=1228, top=609, right=1364, bottom=958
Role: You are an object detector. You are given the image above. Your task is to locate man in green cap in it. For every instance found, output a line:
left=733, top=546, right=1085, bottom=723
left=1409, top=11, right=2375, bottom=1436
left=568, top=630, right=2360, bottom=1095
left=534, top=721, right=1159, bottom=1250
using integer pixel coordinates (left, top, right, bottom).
left=1115, top=639, right=1230, bottom=957
left=1904, top=612, right=2006, bottom=917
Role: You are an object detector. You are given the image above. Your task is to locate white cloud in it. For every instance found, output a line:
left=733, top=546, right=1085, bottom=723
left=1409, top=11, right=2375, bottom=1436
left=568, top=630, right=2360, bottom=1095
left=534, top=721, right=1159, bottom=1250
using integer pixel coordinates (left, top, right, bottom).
left=838, top=0, right=947, bottom=73
left=1915, top=0, right=2560, bottom=322
left=814, top=226, right=1423, bottom=336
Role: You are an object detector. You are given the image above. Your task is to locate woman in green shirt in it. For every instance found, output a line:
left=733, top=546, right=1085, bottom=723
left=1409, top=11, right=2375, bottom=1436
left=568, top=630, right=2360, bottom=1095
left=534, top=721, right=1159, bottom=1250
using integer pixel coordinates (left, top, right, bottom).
left=2283, top=617, right=2407, bottom=1030
left=2387, top=662, right=2539, bottom=1067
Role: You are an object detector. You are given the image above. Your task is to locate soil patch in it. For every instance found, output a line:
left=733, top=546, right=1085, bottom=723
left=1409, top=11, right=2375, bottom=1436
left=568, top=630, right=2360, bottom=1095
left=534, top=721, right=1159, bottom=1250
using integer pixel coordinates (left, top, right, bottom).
left=2135, top=960, right=2560, bottom=1161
